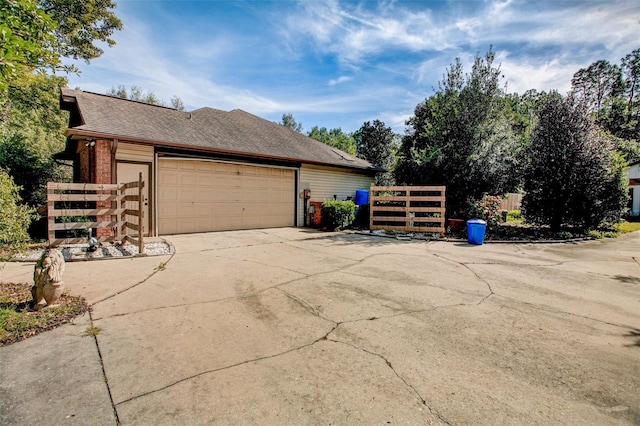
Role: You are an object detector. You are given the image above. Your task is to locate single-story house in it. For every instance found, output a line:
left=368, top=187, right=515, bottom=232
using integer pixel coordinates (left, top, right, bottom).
left=627, top=161, right=640, bottom=217
left=56, top=88, right=378, bottom=236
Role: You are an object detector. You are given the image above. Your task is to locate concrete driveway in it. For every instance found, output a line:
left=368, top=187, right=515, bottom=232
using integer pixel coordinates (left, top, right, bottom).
left=2, top=228, right=640, bottom=425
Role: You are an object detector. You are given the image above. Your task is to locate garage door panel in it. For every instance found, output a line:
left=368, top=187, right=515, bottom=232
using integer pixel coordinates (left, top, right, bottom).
left=158, top=160, right=295, bottom=234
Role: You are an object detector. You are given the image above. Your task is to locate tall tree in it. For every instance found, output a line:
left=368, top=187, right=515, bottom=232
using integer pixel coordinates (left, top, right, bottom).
left=395, top=48, right=522, bottom=216
left=307, top=126, right=357, bottom=155
left=106, top=85, right=185, bottom=109
left=0, top=0, right=58, bottom=92
left=621, top=49, right=640, bottom=120
left=280, top=113, right=303, bottom=132
left=354, top=120, right=396, bottom=185
left=38, top=0, right=122, bottom=62
left=522, top=92, right=627, bottom=231
left=571, top=60, right=623, bottom=114
left=0, top=73, right=70, bottom=206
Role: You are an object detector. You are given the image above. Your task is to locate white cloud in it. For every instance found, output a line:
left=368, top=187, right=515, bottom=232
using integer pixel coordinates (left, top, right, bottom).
left=328, top=76, right=352, bottom=86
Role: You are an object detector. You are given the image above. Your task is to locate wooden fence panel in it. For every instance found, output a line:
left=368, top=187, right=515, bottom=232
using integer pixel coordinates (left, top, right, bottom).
left=47, top=174, right=145, bottom=252
left=498, top=193, right=523, bottom=211
left=370, top=185, right=446, bottom=234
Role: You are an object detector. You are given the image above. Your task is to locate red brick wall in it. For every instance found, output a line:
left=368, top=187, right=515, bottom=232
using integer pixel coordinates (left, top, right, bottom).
left=93, top=139, right=113, bottom=237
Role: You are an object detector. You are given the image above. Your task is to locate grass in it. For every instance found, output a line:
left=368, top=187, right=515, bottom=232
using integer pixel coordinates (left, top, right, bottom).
left=0, top=282, right=88, bottom=346
left=618, top=221, right=640, bottom=234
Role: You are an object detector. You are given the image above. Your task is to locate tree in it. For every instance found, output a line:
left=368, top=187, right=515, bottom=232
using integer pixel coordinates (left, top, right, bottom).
left=38, top=0, right=122, bottom=62
left=105, top=85, right=185, bottom=110
left=571, top=60, right=623, bottom=114
left=522, top=92, right=627, bottom=231
left=621, top=49, right=640, bottom=118
left=0, top=0, right=58, bottom=92
left=395, top=48, right=522, bottom=216
left=307, top=126, right=357, bottom=155
left=354, top=120, right=396, bottom=185
left=280, top=113, right=303, bottom=133
left=0, top=73, right=71, bottom=206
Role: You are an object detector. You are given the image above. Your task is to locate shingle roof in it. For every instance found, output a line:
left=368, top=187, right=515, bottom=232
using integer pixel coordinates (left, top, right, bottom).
left=61, top=88, right=377, bottom=172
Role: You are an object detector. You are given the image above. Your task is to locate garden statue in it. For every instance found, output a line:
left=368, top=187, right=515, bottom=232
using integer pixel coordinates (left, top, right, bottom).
left=32, top=248, right=66, bottom=306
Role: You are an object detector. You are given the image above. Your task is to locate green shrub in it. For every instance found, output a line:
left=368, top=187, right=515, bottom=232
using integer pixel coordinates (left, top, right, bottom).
left=506, top=210, right=522, bottom=222
left=465, top=195, right=502, bottom=231
left=321, top=200, right=355, bottom=231
left=0, top=169, right=35, bottom=259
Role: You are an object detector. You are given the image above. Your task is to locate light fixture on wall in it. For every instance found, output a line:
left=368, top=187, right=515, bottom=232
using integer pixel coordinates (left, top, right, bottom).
left=85, top=139, right=95, bottom=147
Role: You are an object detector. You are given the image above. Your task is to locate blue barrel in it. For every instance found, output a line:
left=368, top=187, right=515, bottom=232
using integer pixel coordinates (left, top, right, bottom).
left=466, top=219, right=487, bottom=245
left=355, top=189, right=369, bottom=206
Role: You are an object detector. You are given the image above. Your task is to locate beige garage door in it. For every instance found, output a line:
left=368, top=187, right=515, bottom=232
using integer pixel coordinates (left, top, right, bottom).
left=158, top=159, right=295, bottom=234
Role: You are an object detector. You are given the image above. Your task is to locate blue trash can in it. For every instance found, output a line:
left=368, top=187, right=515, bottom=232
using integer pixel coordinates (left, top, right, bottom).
left=466, top=219, right=487, bottom=245
left=355, top=189, right=369, bottom=206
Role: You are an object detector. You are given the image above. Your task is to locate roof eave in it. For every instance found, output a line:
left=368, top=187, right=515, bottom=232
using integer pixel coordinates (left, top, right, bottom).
left=65, top=129, right=378, bottom=173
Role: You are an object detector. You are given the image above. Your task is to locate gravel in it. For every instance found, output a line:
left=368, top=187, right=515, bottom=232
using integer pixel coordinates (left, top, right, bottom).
left=12, top=240, right=174, bottom=262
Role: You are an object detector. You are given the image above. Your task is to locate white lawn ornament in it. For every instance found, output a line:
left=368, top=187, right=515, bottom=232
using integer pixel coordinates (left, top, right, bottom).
left=32, top=248, right=66, bottom=306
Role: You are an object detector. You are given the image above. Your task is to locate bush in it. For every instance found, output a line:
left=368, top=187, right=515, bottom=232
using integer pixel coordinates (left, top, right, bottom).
left=321, top=200, right=355, bottom=231
left=0, top=169, right=35, bottom=259
left=506, top=210, right=522, bottom=222
left=465, top=195, right=502, bottom=231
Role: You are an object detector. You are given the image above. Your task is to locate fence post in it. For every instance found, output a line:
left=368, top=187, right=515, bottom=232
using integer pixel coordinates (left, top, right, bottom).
left=138, top=172, right=144, bottom=254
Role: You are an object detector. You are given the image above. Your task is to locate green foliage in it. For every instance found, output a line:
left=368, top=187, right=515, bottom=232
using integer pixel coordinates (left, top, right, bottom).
left=38, top=0, right=123, bottom=62
left=0, top=168, right=35, bottom=258
left=321, top=200, right=355, bottom=231
left=0, top=282, right=88, bottom=345
left=465, top=195, right=502, bottom=231
left=522, top=92, right=628, bottom=231
left=571, top=48, right=640, bottom=163
left=307, top=126, right=357, bottom=155
left=0, top=0, right=58, bottom=91
left=0, top=73, right=71, bottom=206
left=506, top=210, right=522, bottom=222
left=354, top=120, right=396, bottom=185
left=280, top=113, right=303, bottom=132
left=105, top=85, right=185, bottom=109
left=395, top=47, right=523, bottom=217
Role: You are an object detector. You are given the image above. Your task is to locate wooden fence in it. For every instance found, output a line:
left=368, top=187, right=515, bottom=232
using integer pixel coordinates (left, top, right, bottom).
left=47, top=174, right=145, bottom=252
left=370, top=185, right=446, bottom=234
left=498, top=193, right=523, bottom=211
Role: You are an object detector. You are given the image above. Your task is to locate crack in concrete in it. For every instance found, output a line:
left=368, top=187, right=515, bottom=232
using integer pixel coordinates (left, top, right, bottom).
left=492, top=293, right=639, bottom=331
left=327, top=339, right=452, bottom=425
left=88, top=310, right=121, bottom=424
left=91, top=252, right=177, bottom=306
left=114, top=329, right=336, bottom=408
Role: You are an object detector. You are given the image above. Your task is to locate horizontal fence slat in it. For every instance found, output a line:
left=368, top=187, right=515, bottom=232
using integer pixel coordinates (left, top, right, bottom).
left=48, top=194, right=121, bottom=202
left=370, top=185, right=446, bottom=192
left=124, top=209, right=141, bottom=217
left=49, top=221, right=126, bottom=230
left=49, top=208, right=125, bottom=217
left=48, top=182, right=121, bottom=191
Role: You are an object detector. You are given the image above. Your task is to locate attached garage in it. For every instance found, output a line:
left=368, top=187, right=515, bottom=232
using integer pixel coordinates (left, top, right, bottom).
left=59, top=88, right=379, bottom=237
left=157, top=159, right=295, bottom=234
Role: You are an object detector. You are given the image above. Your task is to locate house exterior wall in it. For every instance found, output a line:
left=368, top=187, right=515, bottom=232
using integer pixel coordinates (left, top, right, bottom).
left=115, top=143, right=154, bottom=163
left=298, top=164, right=375, bottom=226
left=627, top=164, right=640, bottom=216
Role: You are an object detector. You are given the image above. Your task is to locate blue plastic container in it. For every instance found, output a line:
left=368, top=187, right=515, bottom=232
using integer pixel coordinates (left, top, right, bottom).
left=466, top=219, right=487, bottom=245
left=355, top=189, right=369, bottom=206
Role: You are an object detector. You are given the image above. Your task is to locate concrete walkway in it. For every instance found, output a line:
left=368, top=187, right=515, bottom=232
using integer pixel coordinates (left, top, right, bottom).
left=1, top=229, right=639, bottom=425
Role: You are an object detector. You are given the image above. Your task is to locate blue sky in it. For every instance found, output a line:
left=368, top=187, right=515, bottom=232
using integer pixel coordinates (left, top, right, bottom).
left=65, top=0, right=640, bottom=134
